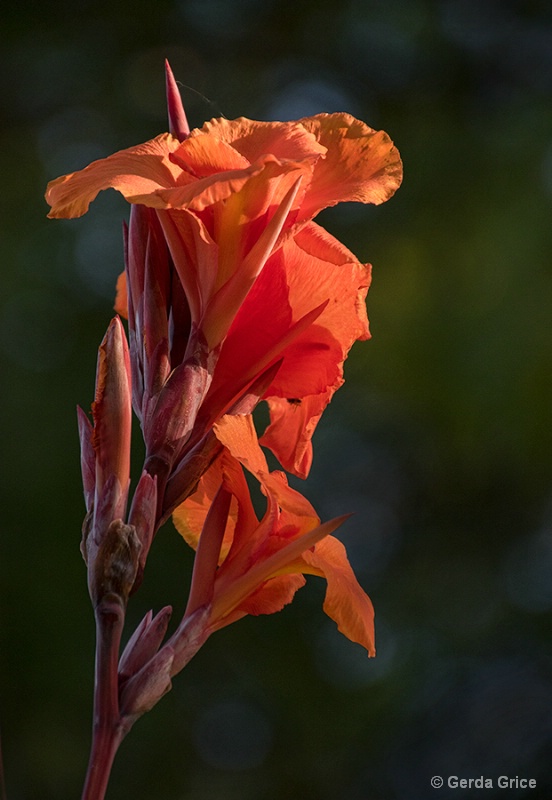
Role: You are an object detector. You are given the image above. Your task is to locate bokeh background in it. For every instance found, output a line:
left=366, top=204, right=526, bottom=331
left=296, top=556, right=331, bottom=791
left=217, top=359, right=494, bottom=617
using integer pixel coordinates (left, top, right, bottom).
left=1, top=1, right=552, bottom=798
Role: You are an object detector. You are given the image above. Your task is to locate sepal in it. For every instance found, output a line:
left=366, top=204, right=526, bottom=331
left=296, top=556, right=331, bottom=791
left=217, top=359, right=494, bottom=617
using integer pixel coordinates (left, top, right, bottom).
left=118, top=605, right=172, bottom=681
left=128, top=471, right=158, bottom=589
left=77, top=406, right=95, bottom=513
left=119, top=645, right=175, bottom=719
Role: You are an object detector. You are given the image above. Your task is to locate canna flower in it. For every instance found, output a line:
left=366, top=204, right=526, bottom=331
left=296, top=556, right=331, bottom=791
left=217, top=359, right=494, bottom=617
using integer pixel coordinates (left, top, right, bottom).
left=173, top=414, right=375, bottom=655
left=46, top=70, right=402, bottom=479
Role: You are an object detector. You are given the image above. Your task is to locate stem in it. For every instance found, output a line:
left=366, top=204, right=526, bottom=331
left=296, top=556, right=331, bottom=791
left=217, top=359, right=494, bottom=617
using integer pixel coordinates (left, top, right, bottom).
left=81, top=599, right=127, bottom=800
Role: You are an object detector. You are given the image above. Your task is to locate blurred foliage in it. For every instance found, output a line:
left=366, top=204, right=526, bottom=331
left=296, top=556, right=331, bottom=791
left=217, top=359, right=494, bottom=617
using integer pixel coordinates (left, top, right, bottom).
left=1, top=1, right=552, bottom=798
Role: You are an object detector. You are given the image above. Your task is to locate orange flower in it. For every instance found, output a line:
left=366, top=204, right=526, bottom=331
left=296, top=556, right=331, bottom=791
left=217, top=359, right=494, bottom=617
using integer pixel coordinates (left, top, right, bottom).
left=173, top=414, right=375, bottom=655
left=46, top=109, right=401, bottom=479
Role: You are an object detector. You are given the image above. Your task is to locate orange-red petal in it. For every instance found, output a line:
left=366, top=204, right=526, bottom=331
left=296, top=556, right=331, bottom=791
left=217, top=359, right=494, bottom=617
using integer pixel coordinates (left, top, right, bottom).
left=260, top=394, right=325, bottom=479
left=45, top=134, right=182, bottom=219
left=223, top=573, right=306, bottom=621
left=195, top=117, right=327, bottom=165
left=297, top=113, right=403, bottom=221
left=302, top=536, right=375, bottom=656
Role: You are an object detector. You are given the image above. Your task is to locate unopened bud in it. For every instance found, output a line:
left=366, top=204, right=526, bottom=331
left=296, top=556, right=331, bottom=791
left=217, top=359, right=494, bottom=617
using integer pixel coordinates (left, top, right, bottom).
left=128, top=471, right=158, bottom=590
left=119, top=605, right=172, bottom=681
left=92, top=317, right=132, bottom=526
left=165, top=60, right=190, bottom=141
left=119, top=645, right=175, bottom=719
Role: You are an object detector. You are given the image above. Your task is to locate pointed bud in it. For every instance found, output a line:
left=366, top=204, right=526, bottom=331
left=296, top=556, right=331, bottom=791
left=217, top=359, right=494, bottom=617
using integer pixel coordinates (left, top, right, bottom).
left=125, top=205, right=173, bottom=419
left=165, top=59, right=190, bottom=141
left=142, top=223, right=172, bottom=402
left=119, top=644, right=175, bottom=719
left=91, top=317, right=132, bottom=526
left=143, top=351, right=213, bottom=468
left=128, top=471, right=158, bottom=590
left=162, top=432, right=224, bottom=521
left=119, top=605, right=172, bottom=681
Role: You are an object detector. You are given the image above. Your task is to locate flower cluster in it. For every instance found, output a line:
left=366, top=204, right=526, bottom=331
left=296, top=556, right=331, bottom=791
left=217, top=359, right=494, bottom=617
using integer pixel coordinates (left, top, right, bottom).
left=46, top=62, right=401, bottom=778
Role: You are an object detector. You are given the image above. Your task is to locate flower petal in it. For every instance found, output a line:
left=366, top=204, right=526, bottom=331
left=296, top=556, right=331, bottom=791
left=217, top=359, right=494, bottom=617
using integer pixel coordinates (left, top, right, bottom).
left=215, top=573, right=306, bottom=628
left=302, top=536, right=375, bottom=656
left=257, top=223, right=370, bottom=475
left=196, top=117, right=327, bottom=164
left=171, top=132, right=251, bottom=175
left=211, top=514, right=348, bottom=625
left=156, top=207, right=218, bottom=329
left=298, top=112, right=403, bottom=220
left=45, top=134, right=182, bottom=219
left=260, top=394, right=324, bottom=479
left=213, top=413, right=269, bottom=475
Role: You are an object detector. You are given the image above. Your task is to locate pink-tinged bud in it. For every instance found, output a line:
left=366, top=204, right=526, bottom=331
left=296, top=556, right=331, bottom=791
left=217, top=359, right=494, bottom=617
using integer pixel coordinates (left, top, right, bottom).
left=165, top=605, right=211, bottom=675
left=128, top=471, right=158, bottom=590
left=165, top=59, right=190, bottom=141
left=118, top=605, right=172, bottom=681
left=162, top=432, right=224, bottom=522
left=143, top=349, right=213, bottom=468
left=119, top=644, right=175, bottom=719
left=77, top=406, right=95, bottom=513
left=92, top=317, right=132, bottom=523
left=126, top=206, right=172, bottom=421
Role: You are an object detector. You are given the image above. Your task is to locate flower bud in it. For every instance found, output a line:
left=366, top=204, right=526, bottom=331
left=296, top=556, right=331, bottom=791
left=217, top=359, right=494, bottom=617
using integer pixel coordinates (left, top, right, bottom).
left=118, top=605, right=172, bottom=681
left=91, top=317, right=132, bottom=530
left=165, top=59, right=190, bottom=141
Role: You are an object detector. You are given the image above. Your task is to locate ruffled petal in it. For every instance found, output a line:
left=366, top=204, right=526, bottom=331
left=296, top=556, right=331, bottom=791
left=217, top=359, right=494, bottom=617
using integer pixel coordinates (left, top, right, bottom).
left=172, top=450, right=257, bottom=562
left=171, top=133, right=251, bottom=175
left=298, top=112, right=403, bottom=220
left=172, top=456, right=227, bottom=551
left=195, top=117, right=327, bottom=165
left=45, top=134, right=182, bottom=219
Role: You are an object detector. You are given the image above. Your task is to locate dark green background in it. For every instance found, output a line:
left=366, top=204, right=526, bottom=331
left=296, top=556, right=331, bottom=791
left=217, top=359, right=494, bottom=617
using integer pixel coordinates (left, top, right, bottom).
left=2, top=1, right=552, bottom=798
